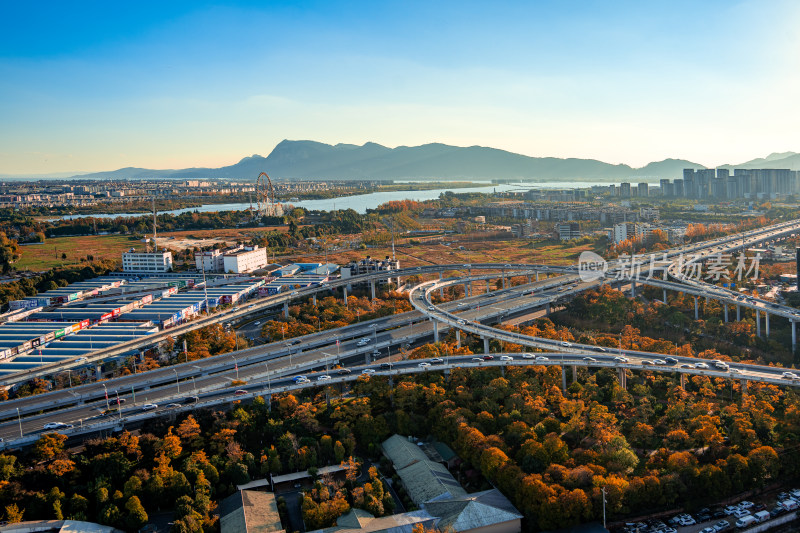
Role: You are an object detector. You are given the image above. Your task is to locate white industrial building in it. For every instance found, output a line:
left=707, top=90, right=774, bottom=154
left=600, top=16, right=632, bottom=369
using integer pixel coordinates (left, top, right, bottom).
left=122, top=249, right=173, bottom=273
left=222, top=245, right=269, bottom=274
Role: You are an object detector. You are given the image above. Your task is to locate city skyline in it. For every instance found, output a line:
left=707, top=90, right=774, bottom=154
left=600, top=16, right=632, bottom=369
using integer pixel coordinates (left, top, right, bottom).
left=2, top=0, right=799, bottom=174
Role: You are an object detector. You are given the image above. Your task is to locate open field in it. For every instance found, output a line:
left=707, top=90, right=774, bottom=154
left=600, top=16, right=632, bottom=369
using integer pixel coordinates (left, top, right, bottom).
left=156, top=227, right=291, bottom=252
left=289, top=237, right=604, bottom=268
left=15, top=234, right=135, bottom=271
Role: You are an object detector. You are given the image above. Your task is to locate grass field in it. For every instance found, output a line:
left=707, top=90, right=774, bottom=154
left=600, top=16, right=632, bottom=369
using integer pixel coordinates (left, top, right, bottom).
left=15, top=234, right=136, bottom=271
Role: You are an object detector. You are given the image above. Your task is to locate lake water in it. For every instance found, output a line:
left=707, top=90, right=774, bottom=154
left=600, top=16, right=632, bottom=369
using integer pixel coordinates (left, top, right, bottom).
left=58, top=180, right=615, bottom=220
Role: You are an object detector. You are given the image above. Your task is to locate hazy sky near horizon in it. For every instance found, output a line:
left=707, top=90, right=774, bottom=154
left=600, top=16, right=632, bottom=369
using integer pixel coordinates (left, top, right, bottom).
left=1, top=0, right=799, bottom=175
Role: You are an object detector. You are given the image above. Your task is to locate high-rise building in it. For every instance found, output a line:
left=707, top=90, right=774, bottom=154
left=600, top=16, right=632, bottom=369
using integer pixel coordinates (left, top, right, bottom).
left=637, top=182, right=649, bottom=197
left=620, top=182, right=631, bottom=197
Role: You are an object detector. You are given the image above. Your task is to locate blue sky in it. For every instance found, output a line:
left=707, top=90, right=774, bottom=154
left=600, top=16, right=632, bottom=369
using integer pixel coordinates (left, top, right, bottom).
left=1, top=0, right=798, bottom=174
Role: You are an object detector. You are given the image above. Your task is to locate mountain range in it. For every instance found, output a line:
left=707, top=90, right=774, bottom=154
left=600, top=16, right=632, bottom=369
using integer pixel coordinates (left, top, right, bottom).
left=11, top=141, right=800, bottom=182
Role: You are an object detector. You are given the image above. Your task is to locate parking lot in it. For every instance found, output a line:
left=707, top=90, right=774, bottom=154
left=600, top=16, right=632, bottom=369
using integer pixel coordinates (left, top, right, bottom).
left=615, top=489, right=800, bottom=533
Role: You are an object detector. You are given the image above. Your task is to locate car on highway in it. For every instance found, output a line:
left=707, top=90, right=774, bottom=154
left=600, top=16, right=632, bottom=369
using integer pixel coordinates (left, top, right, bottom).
left=183, top=396, right=200, bottom=404
left=652, top=359, right=667, bottom=365
left=234, top=390, right=248, bottom=396
left=337, top=368, right=352, bottom=375
left=357, top=338, right=371, bottom=346
left=614, top=356, right=629, bottom=363
left=291, top=291, right=299, bottom=296
left=536, top=356, right=549, bottom=362
left=463, top=264, right=471, bottom=268
left=595, top=347, right=607, bottom=352
left=141, top=403, right=158, bottom=411
left=361, top=369, right=376, bottom=375
left=76, top=357, right=88, bottom=363
left=43, top=422, right=73, bottom=430
left=418, top=362, right=431, bottom=368
left=504, top=264, right=512, bottom=268
left=287, top=339, right=301, bottom=346
left=292, top=375, right=308, bottom=383
left=695, top=362, right=710, bottom=369
left=521, top=353, right=535, bottom=359
left=782, top=371, right=799, bottom=379
left=560, top=341, right=572, bottom=347
left=472, top=358, right=484, bottom=362
left=583, top=357, right=597, bottom=363
left=500, top=355, right=513, bottom=361
left=430, top=358, right=444, bottom=364
left=254, top=321, right=261, bottom=326
left=427, top=305, right=435, bottom=311
left=379, top=362, right=393, bottom=369
left=112, top=398, right=126, bottom=405
left=317, top=375, right=332, bottom=382
left=164, top=403, right=181, bottom=409
left=248, top=304, right=255, bottom=309
left=665, top=357, right=678, bottom=364
left=457, top=319, right=466, bottom=325
left=729, top=368, right=741, bottom=374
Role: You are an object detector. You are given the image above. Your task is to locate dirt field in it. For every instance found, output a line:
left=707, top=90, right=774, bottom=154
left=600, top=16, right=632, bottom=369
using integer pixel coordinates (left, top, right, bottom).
left=16, top=234, right=135, bottom=271
left=154, top=226, right=289, bottom=252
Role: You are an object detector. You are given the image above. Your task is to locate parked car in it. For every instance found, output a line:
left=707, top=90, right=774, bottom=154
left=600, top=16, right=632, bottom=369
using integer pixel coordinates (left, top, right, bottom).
left=723, top=505, right=739, bottom=515
left=734, top=516, right=756, bottom=529
left=732, top=508, right=749, bottom=518
left=712, top=519, right=730, bottom=531
left=738, top=501, right=754, bottom=510
left=753, top=511, right=770, bottom=523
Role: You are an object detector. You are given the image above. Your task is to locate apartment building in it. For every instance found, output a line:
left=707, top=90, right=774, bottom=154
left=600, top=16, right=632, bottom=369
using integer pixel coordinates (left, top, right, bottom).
left=122, top=250, right=174, bottom=273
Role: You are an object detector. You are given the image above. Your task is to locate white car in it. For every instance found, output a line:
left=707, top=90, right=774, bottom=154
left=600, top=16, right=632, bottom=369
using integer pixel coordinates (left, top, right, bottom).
left=500, top=355, right=513, bottom=361
left=560, top=341, right=572, bottom=347
left=43, top=422, right=73, bottom=430
left=361, top=369, right=376, bottom=375
left=254, top=321, right=261, bottom=326
left=472, top=357, right=484, bottom=362
left=521, top=353, right=535, bottom=359
left=317, top=375, right=332, bottom=382
left=695, top=362, right=710, bottom=369
left=614, top=356, right=629, bottom=363
left=738, top=500, right=754, bottom=510
left=535, top=356, right=549, bottom=362
left=427, top=305, right=435, bottom=311
left=732, top=508, right=749, bottom=518
left=782, top=372, right=799, bottom=379
left=583, top=357, right=597, bottom=363
left=142, top=403, right=158, bottom=411
left=457, top=319, right=466, bottom=325
left=357, top=338, right=371, bottom=346
left=418, top=362, right=431, bottom=368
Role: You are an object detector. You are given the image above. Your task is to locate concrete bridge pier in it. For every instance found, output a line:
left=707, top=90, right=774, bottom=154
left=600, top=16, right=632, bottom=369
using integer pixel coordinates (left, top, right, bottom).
left=527, top=274, right=532, bottom=284
left=792, top=321, right=797, bottom=351
left=433, top=320, right=439, bottom=343
left=741, top=379, right=748, bottom=396
left=631, top=280, right=636, bottom=298
left=572, top=365, right=578, bottom=383
left=370, top=280, right=376, bottom=300
left=546, top=303, right=551, bottom=316
left=95, top=365, right=102, bottom=380
left=502, top=271, right=507, bottom=289
left=283, top=301, right=289, bottom=319
left=561, top=367, right=567, bottom=392
left=694, top=296, right=699, bottom=320
left=737, top=305, right=741, bottom=321
left=663, top=289, right=668, bottom=304
left=312, top=294, right=317, bottom=306
left=456, top=329, right=461, bottom=348
left=486, top=280, right=491, bottom=294
left=724, top=304, right=728, bottom=323
left=756, top=309, right=761, bottom=337
left=536, top=272, right=540, bottom=282
left=444, top=367, right=451, bottom=381
left=439, top=272, right=444, bottom=298
left=343, top=287, right=348, bottom=305
left=483, top=337, right=490, bottom=354
left=501, top=365, right=505, bottom=377
left=680, top=373, right=687, bottom=390
left=765, top=312, right=770, bottom=337
left=618, top=368, right=626, bottom=390
left=266, top=394, right=272, bottom=411
left=464, top=283, right=469, bottom=298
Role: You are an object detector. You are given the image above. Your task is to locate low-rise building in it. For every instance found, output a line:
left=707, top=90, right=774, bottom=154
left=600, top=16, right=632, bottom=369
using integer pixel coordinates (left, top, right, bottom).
left=222, top=246, right=269, bottom=274
left=195, top=249, right=224, bottom=272
left=122, top=249, right=173, bottom=273
left=555, top=223, right=581, bottom=241
left=219, top=490, right=285, bottom=533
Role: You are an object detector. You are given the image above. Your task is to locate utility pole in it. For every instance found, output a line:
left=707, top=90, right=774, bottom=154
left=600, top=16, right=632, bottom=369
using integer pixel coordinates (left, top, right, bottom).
left=602, top=486, right=607, bottom=530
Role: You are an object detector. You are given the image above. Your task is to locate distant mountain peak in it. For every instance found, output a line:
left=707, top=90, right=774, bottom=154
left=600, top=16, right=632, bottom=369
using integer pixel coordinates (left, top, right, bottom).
left=54, top=142, right=799, bottom=182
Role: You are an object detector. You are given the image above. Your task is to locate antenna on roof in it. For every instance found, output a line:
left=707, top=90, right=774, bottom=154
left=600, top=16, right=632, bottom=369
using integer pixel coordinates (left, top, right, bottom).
left=152, top=196, right=157, bottom=252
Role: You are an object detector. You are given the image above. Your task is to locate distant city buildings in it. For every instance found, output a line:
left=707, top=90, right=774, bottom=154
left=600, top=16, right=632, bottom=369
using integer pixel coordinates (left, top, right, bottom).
left=658, top=168, right=799, bottom=200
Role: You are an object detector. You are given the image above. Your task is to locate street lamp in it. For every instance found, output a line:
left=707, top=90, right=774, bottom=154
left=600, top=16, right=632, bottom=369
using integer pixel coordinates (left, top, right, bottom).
left=172, top=368, right=179, bottom=394
left=15, top=408, right=22, bottom=438
left=371, top=323, right=378, bottom=344
left=231, top=355, right=239, bottom=380
left=265, top=361, right=271, bottom=392
left=101, top=383, right=110, bottom=411
left=115, top=389, right=122, bottom=421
